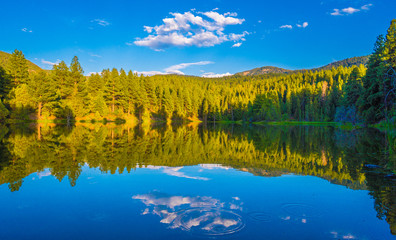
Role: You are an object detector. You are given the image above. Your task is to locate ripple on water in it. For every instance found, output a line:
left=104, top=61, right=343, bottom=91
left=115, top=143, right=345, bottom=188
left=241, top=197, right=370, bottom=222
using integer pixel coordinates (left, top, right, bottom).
left=281, top=204, right=323, bottom=218
left=172, top=207, right=245, bottom=236
left=247, top=212, right=273, bottom=222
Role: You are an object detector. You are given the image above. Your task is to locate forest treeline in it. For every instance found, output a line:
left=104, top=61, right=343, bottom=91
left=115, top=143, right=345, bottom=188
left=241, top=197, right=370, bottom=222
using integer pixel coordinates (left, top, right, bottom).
left=0, top=20, right=395, bottom=125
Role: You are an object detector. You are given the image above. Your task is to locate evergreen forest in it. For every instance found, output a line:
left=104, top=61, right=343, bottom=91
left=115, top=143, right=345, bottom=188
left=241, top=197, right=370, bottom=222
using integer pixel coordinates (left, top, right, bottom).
left=0, top=20, right=395, bottom=126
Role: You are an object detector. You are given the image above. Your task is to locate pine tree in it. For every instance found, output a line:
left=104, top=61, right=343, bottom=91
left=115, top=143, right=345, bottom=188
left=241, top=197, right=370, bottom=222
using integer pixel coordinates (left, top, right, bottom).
left=162, top=88, right=173, bottom=120
left=69, top=56, right=88, bottom=118
left=117, top=69, right=128, bottom=112
left=342, top=66, right=364, bottom=107
left=52, top=61, right=72, bottom=100
left=0, top=66, right=11, bottom=100
left=0, top=99, right=9, bottom=121
left=126, top=70, right=137, bottom=116
left=28, top=71, right=57, bottom=119
left=385, top=19, right=396, bottom=69
left=7, top=49, right=29, bottom=86
left=358, top=35, right=386, bottom=123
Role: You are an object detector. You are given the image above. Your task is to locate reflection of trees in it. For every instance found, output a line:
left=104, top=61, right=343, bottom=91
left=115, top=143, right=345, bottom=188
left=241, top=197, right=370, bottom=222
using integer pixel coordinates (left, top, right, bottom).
left=0, top=123, right=394, bottom=234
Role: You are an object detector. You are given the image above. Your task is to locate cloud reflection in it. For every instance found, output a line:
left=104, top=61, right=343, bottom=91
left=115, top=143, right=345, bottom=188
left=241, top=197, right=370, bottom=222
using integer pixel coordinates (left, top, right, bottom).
left=142, top=166, right=209, bottom=181
left=132, top=191, right=244, bottom=236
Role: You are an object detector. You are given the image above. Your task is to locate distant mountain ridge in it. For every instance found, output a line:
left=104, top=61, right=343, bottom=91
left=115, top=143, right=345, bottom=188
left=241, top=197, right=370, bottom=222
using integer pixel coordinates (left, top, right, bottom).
left=236, top=56, right=370, bottom=76
left=0, top=50, right=43, bottom=72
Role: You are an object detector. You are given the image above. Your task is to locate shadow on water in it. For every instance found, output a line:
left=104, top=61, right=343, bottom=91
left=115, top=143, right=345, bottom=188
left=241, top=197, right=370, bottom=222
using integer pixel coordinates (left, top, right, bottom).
left=0, top=122, right=395, bottom=234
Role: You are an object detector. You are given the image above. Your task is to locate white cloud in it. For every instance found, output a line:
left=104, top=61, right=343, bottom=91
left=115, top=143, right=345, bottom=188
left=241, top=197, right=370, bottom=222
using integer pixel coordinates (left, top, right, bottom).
left=41, top=59, right=61, bottom=66
left=90, top=53, right=102, bottom=58
left=361, top=4, right=373, bottom=10
left=232, top=42, right=242, bottom=48
left=330, top=9, right=342, bottom=16
left=21, top=28, right=32, bottom=33
left=135, top=61, right=213, bottom=76
left=331, top=4, right=372, bottom=16
left=133, top=10, right=247, bottom=50
left=134, top=70, right=165, bottom=76
left=224, top=12, right=238, bottom=17
left=201, top=72, right=233, bottom=78
left=280, top=25, right=293, bottom=29
left=91, top=19, right=110, bottom=27
left=342, top=7, right=360, bottom=14
left=296, top=22, right=308, bottom=28
left=88, top=72, right=102, bottom=76
left=164, top=61, right=213, bottom=74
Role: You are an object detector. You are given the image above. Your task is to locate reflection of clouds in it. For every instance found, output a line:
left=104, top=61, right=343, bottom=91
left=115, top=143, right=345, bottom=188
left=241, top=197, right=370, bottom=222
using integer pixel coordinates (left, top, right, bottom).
left=230, top=203, right=243, bottom=210
left=199, top=164, right=230, bottom=170
left=37, top=169, right=52, bottom=179
left=133, top=192, right=217, bottom=209
left=132, top=191, right=244, bottom=236
left=163, top=167, right=209, bottom=181
left=141, top=165, right=209, bottom=181
left=203, top=217, right=237, bottom=230
left=330, top=231, right=356, bottom=239
left=342, top=234, right=356, bottom=239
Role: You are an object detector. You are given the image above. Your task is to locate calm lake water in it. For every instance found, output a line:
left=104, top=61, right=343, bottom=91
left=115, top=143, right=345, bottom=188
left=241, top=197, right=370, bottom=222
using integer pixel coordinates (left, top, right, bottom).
left=0, top=123, right=395, bottom=239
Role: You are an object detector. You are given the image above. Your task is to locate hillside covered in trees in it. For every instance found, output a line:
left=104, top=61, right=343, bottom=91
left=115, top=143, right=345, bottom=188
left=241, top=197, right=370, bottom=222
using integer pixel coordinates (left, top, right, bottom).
left=235, top=56, right=370, bottom=76
left=0, top=51, right=42, bottom=73
left=0, top=20, right=395, bottom=126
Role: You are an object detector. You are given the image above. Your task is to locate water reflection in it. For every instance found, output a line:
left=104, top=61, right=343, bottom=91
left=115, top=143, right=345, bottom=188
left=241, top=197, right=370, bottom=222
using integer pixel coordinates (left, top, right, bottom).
left=0, top=123, right=394, bottom=235
left=133, top=191, right=244, bottom=236
left=143, top=166, right=209, bottom=180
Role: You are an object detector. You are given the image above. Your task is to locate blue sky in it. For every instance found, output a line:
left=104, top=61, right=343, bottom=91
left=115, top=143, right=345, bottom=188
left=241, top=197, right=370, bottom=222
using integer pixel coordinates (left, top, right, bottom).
left=0, top=0, right=395, bottom=77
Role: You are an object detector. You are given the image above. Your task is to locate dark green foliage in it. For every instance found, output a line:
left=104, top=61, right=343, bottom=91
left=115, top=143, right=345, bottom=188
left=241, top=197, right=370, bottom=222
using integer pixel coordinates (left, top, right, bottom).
left=385, top=19, right=396, bottom=69
left=0, top=99, right=9, bottom=120
left=0, top=66, right=10, bottom=100
left=357, top=20, right=396, bottom=124
left=358, top=35, right=386, bottom=124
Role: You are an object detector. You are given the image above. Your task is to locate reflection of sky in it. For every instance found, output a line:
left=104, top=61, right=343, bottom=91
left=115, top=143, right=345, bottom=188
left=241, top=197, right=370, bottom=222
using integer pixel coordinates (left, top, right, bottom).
left=0, top=165, right=394, bottom=239
left=199, top=164, right=231, bottom=170
left=37, top=169, right=52, bottom=179
left=132, top=191, right=244, bottom=235
left=142, top=165, right=209, bottom=180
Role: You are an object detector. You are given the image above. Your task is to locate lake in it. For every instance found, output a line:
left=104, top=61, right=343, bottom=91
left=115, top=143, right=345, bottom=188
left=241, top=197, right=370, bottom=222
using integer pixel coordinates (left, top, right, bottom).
left=0, top=123, right=395, bottom=239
